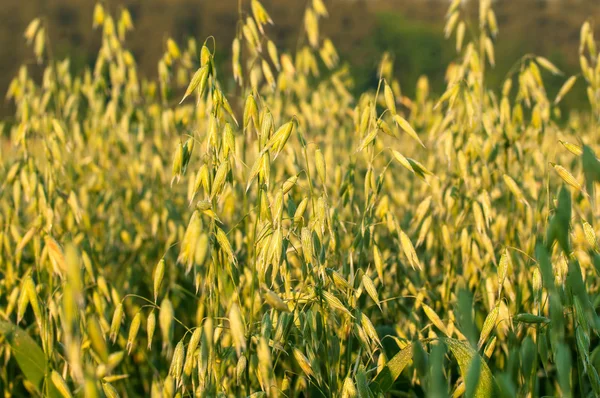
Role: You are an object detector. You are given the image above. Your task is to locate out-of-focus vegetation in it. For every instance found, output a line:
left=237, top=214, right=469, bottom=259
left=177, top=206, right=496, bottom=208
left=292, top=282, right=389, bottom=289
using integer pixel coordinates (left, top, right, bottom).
left=1, top=0, right=599, bottom=117
left=2, top=0, right=600, bottom=397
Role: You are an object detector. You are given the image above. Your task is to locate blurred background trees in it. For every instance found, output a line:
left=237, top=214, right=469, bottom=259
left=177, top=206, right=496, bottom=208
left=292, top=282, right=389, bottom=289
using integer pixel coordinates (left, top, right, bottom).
left=0, top=0, right=598, bottom=116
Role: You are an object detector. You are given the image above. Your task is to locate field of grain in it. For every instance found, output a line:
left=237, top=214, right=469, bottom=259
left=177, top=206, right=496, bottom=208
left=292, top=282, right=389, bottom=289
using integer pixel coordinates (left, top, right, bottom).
left=1, top=0, right=600, bottom=397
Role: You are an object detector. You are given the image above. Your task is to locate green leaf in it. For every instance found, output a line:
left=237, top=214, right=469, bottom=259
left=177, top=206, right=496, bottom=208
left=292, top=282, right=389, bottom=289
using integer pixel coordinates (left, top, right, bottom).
left=547, top=186, right=572, bottom=254
left=465, top=354, right=482, bottom=398
left=443, top=338, right=498, bottom=398
left=356, top=365, right=374, bottom=398
left=535, top=244, right=554, bottom=292
left=0, top=321, right=48, bottom=393
left=583, top=145, right=600, bottom=199
left=370, top=343, right=413, bottom=393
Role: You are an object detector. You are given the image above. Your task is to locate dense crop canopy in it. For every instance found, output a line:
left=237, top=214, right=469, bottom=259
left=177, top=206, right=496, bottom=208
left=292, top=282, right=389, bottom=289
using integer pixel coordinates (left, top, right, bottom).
left=1, top=0, right=600, bottom=396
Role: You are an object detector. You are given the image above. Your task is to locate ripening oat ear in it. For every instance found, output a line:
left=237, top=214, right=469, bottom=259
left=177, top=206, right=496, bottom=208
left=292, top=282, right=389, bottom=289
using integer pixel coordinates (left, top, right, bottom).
left=110, top=303, right=124, bottom=343
left=445, top=12, right=459, bottom=39
left=398, top=228, right=422, bottom=270
left=180, top=66, right=208, bottom=104
left=535, top=56, right=562, bottom=76
left=93, top=3, right=105, bottom=28
left=391, top=150, right=414, bottom=173
left=45, top=236, right=67, bottom=277
left=478, top=304, right=499, bottom=349
left=229, top=303, right=246, bottom=356
left=484, top=37, right=495, bottom=67
left=362, top=274, right=381, bottom=311
left=251, top=0, right=273, bottom=33
left=146, top=311, right=156, bottom=349
left=384, top=82, right=396, bottom=115
left=322, top=291, right=353, bottom=317
left=304, top=9, right=319, bottom=48
left=503, top=174, right=529, bottom=207
left=24, top=18, right=41, bottom=44
left=159, top=298, right=174, bottom=352
left=456, top=22, right=466, bottom=52
left=582, top=220, right=599, bottom=250
left=559, top=139, right=583, bottom=156
left=422, top=303, right=448, bottom=336
left=393, top=115, right=425, bottom=147
left=127, top=312, right=141, bottom=354
left=551, top=163, right=586, bottom=195
left=102, top=382, right=120, bottom=398
left=315, top=148, right=326, bottom=186
left=169, top=340, right=185, bottom=384
left=153, top=259, right=165, bottom=302
left=51, top=371, right=72, bottom=398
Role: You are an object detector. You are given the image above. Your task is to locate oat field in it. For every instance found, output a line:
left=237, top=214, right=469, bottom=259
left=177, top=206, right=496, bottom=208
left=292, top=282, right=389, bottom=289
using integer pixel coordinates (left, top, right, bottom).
left=1, top=0, right=600, bottom=397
